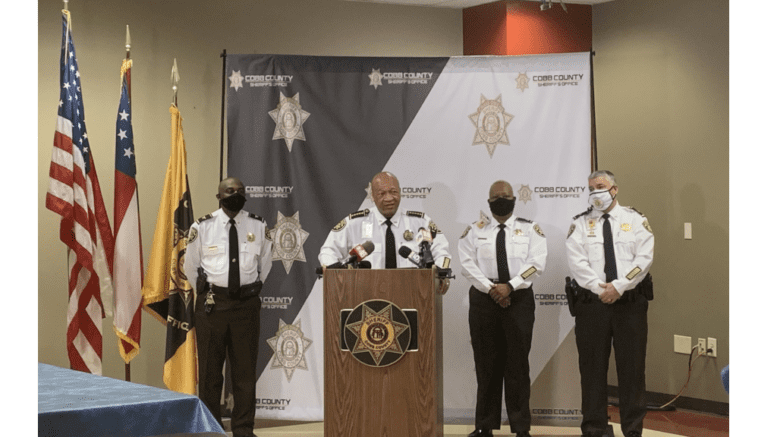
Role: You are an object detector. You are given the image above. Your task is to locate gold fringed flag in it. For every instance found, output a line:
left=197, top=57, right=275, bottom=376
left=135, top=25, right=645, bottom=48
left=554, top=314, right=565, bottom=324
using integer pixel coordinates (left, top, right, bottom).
left=142, top=104, right=196, bottom=394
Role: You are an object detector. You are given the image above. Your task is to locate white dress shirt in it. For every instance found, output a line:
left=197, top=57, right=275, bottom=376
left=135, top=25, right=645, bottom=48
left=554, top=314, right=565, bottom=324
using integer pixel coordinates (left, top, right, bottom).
left=318, top=206, right=451, bottom=269
left=184, top=208, right=274, bottom=290
left=565, top=202, right=654, bottom=295
left=458, top=214, right=548, bottom=293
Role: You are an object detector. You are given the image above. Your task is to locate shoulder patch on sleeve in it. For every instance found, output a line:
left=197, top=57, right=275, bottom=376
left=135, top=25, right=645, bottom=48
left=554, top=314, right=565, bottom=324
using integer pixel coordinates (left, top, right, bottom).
left=533, top=223, right=545, bottom=237
left=248, top=212, right=264, bottom=221
left=349, top=209, right=370, bottom=219
left=460, top=225, right=471, bottom=239
left=567, top=224, right=576, bottom=239
left=406, top=210, right=425, bottom=218
left=196, top=214, right=213, bottom=224
left=265, top=228, right=273, bottom=241
left=515, top=217, right=532, bottom=224
left=429, top=220, right=442, bottom=235
left=186, top=227, right=198, bottom=244
left=572, top=207, right=593, bottom=221
left=626, top=206, right=646, bottom=217
left=332, top=218, right=347, bottom=232
left=642, top=219, right=653, bottom=234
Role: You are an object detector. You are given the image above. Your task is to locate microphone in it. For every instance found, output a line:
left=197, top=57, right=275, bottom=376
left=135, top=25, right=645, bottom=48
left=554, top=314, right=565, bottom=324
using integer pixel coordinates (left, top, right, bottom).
left=398, top=246, right=424, bottom=268
left=315, top=241, right=375, bottom=276
left=342, top=240, right=375, bottom=267
left=417, top=227, right=435, bottom=268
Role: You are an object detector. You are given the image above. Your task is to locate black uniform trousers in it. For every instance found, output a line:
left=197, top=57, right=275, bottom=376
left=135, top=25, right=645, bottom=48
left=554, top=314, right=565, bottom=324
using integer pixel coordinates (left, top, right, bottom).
left=468, top=286, right=535, bottom=433
left=195, top=289, right=261, bottom=437
left=574, top=293, right=648, bottom=437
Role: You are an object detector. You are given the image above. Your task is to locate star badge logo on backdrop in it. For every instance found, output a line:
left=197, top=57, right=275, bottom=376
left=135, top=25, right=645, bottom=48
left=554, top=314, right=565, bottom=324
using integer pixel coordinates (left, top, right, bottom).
left=270, top=211, right=310, bottom=274
left=344, top=300, right=411, bottom=368
left=517, top=184, right=532, bottom=204
left=515, top=72, right=530, bottom=92
left=469, top=94, right=514, bottom=158
left=268, top=92, right=311, bottom=152
left=266, top=319, right=313, bottom=382
left=368, top=68, right=383, bottom=89
left=229, top=70, right=244, bottom=91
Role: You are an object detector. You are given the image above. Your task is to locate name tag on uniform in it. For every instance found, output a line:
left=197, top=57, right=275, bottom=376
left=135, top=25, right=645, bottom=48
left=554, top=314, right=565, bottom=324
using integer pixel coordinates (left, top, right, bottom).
left=206, top=246, right=220, bottom=254
left=362, top=222, right=373, bottom=239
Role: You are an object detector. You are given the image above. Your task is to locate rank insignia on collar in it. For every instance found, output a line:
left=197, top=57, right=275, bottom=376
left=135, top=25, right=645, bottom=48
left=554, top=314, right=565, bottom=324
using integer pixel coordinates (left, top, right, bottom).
left=403, top=230, right=414, bottom=241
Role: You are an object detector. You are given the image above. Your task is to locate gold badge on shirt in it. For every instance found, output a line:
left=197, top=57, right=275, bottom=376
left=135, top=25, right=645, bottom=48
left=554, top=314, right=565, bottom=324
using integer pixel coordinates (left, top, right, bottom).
left=247, top=232, right=255, bottom=242
left=620, top=223, right=631, bottom=232
left=403, top=230, right=414, bottom=241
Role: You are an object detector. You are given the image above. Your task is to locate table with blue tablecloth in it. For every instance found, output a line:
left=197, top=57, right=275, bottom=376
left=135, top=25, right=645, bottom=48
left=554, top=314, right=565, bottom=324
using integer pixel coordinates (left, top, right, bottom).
left=38, top=363, right=226, bottom=437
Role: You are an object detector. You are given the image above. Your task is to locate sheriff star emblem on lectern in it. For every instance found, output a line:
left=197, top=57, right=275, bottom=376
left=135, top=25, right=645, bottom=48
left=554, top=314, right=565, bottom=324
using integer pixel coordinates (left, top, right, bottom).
left=270, top=211, right=309, bottom=274
left=469, top=94, right=514, bottom=158
left=268, top=92, right=311, bottom=152
left=344, top=300, right=411, bottom=367
left=267, top=318, right=313, bottom=382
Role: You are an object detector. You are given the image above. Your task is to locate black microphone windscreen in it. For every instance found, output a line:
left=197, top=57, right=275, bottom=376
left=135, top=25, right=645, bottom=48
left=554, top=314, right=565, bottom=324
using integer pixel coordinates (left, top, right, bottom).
left=398, top=246, right=412, bottom=258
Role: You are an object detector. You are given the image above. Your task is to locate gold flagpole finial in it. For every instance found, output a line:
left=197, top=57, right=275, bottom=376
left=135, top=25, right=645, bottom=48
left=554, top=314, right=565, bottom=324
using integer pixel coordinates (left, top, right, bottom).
left=171, top=58, right=180, bottom=106
left=125, top=25, right=131, bottom=53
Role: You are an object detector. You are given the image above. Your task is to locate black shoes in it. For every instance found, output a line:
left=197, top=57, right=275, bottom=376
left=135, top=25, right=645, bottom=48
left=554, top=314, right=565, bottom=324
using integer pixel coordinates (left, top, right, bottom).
left=626, top=433, right=642, bottom=437
left=515, top=431, right=532, bottom=437
left=468, top=430, right=493, bottom=437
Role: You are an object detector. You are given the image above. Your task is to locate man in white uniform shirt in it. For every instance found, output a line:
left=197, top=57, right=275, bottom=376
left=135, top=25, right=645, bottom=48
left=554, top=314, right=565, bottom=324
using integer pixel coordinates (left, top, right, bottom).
left=183, top=177, right=273, bottom=437
left=565, top=170, right=654, bottom=437
left=319, top=172, right=451, bottom=290
left=458, top=180, right=547, bottom=437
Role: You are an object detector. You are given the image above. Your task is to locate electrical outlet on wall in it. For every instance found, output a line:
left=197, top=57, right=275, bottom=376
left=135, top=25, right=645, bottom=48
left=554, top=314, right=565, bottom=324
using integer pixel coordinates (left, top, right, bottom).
left=697, top=338, right=706, bottom=356
left=707, top=337, right=717, bottom=357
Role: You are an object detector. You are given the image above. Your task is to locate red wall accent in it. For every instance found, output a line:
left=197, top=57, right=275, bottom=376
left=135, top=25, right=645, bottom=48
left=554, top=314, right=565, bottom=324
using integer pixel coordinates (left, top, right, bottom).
left=464, top=1, right=592, bottom=56
left=463, top=1, right=507, bottom=56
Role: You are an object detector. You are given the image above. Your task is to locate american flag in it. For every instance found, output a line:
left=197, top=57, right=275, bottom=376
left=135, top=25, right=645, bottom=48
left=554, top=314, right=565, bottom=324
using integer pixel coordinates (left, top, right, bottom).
left=46, top=11, right=115, bottom=374
left=113, top=57, right=143, bottom=363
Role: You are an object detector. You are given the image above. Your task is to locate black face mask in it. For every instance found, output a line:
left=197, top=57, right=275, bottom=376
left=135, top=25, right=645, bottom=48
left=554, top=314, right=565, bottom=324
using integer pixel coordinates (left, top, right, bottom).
left=220, top=193, right=247, bottom=212
left=488, top=197, right=515, bottom=217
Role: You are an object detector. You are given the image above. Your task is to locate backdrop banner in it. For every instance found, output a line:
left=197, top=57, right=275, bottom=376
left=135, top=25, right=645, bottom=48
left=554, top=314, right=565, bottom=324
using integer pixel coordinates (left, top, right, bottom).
left=225, top=53, right=591, bottom=426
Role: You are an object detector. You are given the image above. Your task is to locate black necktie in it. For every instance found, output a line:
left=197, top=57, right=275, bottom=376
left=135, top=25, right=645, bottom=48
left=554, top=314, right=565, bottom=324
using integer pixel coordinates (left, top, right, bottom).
left=496, top=224, right=510, bottom=283
left=602, top=214, right=618, bottom=283
left=228, top=219, right=240, bottom=293
left=384, top=219, right=396, bottom=269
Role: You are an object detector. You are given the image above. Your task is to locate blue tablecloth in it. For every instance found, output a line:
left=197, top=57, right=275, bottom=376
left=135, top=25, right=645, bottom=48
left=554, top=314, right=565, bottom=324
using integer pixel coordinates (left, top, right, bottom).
left=38, top=363, right=226, bottom=437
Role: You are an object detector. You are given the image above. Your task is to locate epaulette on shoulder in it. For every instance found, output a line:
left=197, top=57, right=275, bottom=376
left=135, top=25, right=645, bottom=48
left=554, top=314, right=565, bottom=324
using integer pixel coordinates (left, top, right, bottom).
left=625, top=206, right=646, bottom=217
left=406, top=210, right=425, bottom=218
left=247, top=212, right=264, bottom=221
left=196, top=214, right=213, bottom=224
left=572, top=207, right=593, bottom=220
left=515, top=217, right=532, bottom=224
left=349, top=209, right=370, bottom=219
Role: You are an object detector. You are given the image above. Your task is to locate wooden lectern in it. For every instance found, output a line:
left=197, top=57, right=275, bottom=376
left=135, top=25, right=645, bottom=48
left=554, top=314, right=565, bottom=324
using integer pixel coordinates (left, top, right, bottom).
left=323, top=268, right=444, bottom=437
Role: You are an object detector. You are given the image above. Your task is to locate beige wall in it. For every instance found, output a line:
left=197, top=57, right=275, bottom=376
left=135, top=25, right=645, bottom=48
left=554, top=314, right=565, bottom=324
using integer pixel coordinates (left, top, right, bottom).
left=38, top=0, right=462, bottom=388
left=592, top=0, right=729, bottom=403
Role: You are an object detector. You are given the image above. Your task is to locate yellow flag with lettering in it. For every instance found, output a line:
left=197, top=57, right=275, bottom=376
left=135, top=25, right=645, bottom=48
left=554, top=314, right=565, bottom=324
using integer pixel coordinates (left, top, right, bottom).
left=142, top=104, right=197, bottom=394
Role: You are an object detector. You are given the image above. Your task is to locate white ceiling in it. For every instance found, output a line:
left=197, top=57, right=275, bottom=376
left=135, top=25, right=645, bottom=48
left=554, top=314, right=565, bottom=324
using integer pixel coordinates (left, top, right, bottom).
left=344, top=0, right=615, bottom=9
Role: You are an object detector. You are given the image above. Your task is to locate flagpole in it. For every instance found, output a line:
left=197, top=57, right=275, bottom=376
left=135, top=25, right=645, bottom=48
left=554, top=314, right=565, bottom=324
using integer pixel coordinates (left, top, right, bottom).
left=171, top=58, right=179, bottom=107
left=124, top=24, right=132, bottom=383
left=219, top=49, right=227, bottom=183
